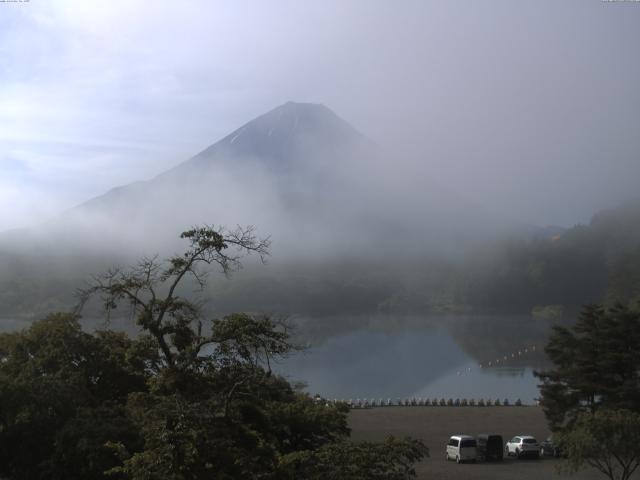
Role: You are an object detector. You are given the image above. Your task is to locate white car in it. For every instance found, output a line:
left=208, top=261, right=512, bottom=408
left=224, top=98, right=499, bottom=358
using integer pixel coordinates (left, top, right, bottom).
left=446, top=435, right=477, bottom=463
left=505, top=435, right=540, bottom=458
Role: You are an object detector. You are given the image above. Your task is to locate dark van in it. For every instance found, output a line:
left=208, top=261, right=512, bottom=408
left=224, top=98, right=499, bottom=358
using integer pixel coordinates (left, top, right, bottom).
left=477, top=434, right=503, bottom=461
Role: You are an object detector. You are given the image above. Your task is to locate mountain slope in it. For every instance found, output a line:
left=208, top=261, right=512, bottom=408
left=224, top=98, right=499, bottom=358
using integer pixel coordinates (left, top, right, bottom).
left=0, top=101, right=549, bottom=320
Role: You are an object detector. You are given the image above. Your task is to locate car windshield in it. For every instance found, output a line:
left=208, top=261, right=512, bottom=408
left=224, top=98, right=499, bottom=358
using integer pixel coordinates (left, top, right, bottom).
left=523, top=438, right=537, bottom=444
left=460, top=439, right=477, bottom=448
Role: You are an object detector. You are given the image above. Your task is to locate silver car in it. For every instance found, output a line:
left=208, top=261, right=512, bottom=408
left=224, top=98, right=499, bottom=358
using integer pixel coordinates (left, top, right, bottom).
left=505, top=435, right=540, bottom=459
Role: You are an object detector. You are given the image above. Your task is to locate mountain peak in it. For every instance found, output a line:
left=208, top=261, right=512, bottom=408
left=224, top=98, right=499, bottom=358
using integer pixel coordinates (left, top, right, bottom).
left=220, top=100, right=361, bottom=148
left=272, top=101, right=338, bottom=119
left=173, top=101, right=369, bottom=174
left=279, top=100, right=327, bottom=110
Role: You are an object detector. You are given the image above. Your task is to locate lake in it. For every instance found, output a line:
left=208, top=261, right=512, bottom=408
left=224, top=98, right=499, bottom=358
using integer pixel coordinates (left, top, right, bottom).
left=277, top=314, right=561, bottom=404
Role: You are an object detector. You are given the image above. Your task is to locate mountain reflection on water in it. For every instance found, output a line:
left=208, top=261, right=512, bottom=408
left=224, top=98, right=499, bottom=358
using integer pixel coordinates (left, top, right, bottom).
left=277, top=314, right=562, bottom=403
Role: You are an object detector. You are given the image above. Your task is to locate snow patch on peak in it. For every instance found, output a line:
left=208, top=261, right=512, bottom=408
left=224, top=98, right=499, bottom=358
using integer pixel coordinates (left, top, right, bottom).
left=229, top=127, right=245, bottom=144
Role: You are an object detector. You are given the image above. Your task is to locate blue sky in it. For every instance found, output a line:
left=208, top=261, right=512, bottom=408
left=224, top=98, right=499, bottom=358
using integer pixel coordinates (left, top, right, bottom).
left=1, top=0, right=639, bottom=230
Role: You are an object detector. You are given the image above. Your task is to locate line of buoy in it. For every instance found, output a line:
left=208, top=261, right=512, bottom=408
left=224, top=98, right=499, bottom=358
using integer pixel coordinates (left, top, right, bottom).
left=457, top=344, right=537, bottom=376
left=314, top=396, right=527, bottom=408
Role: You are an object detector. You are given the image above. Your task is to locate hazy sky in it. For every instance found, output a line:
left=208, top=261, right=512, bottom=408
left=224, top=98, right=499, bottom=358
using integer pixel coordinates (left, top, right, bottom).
left=1, top=0, right=639, bottom=230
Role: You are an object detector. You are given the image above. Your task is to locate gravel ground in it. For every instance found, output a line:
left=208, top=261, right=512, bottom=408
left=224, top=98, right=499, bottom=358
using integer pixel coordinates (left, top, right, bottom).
left=349, top=406, right=637, bottom=480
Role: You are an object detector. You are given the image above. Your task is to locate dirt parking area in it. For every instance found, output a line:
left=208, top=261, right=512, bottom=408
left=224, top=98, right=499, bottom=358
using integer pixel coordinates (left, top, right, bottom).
left=349, top=406, right=636, bottom=480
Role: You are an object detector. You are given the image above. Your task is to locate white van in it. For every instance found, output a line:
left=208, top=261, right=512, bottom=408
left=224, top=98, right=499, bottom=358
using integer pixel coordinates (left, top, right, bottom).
left=446, top=435, right=477, bottom=463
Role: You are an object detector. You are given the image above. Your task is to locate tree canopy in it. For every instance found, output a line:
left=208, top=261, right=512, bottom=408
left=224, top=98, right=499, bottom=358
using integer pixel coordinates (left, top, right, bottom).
left=535, top=303, right=640, bottom=431
left=559, top=409, right=640, bottom=480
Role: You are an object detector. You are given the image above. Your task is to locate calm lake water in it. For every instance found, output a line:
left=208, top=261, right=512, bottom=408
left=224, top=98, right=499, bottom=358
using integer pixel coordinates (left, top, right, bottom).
left=277, top=314, right=559, bottom=404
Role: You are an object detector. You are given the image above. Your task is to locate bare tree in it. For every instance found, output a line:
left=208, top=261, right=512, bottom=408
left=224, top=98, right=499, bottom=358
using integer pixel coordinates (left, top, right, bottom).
left=76, top=225, right=270, bottom=368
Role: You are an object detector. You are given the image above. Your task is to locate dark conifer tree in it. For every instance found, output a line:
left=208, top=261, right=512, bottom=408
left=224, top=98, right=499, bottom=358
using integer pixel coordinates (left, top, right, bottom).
left=536, top=303, right=640, bottom=430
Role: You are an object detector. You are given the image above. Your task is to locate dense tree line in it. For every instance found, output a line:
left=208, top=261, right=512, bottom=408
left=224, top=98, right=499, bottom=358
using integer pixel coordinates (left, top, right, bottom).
left=2, top=201, right=640, bottom=319
left=453, top=200, right=640, bottom=314
left=208, top=200, right=640, bottom=316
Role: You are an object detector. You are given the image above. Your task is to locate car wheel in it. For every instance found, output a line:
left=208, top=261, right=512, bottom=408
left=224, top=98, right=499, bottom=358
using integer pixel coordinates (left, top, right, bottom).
left=456, top=455, right=461, bottom=464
